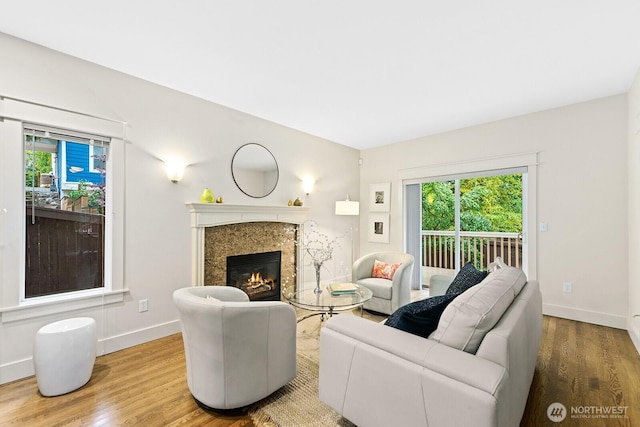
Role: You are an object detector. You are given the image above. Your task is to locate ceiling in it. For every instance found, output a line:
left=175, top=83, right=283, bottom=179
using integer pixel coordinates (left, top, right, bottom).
left=1, top=1, right=639, bottom=150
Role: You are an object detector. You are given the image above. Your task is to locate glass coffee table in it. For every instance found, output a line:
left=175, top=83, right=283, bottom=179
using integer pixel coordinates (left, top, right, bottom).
left=287, top=284, right=373, bottom=322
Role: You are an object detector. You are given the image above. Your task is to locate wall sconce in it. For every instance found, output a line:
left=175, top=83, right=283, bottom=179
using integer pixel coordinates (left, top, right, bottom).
left=335, top=195, right=360, bottom=216
left=165, top=159, right=186, bottom=183
left=302, top=177, right=315, bottom=195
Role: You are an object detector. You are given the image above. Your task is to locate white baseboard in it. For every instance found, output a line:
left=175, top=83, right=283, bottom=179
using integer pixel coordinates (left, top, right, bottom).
left=99, top=319, right=181, bottom=355
left=628, top=320, right=640, bottom=356
left=543, top=303, right=627, bottom=329
left=0, top=358, right=34, bottom=385
left=0, top=319, right=181, bottom=385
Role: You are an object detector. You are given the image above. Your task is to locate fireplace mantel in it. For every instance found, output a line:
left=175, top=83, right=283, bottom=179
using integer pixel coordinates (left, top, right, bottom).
left=186, top=203, right=309, bottom=286
left=186, top=203, right=310, bottom=227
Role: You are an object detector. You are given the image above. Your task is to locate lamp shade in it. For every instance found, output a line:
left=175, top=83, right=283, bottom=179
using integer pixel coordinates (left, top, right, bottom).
left=302, top=177, right=315, bottom=194
left=165, top=159, right=185, bottom=183
left=335, top=200, right=360, bottom=216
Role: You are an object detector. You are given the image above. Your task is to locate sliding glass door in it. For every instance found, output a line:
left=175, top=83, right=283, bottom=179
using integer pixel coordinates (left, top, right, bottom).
left=420, top=169, right=526, bottom=282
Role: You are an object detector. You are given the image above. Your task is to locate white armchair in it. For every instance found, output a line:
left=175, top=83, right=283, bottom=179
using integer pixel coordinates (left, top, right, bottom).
left=173, top=286, right=297, bottom=410
left=352, top=251, right=415, bottom=315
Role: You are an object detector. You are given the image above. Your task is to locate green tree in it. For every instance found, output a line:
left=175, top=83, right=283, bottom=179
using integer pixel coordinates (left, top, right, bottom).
left=461, top=175, right=522, bottom=232
left=25, top=150, right=52, bottom=187
left=422, top=181, right=455, bottom=230
left=422, top=174, right=522, bottom=233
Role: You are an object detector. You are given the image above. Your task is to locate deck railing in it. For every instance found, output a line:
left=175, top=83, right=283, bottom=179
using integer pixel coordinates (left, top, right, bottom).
left=422, top=230, right=522, bottom=271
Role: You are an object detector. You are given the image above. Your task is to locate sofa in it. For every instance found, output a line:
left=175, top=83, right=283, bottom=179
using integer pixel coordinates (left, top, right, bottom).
left=319, top=266, right=542, bottom=427
left=352, top=251, right=415, bottom=315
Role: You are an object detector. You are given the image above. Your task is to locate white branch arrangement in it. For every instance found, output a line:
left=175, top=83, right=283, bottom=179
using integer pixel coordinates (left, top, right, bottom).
left=284, top=220, right=342, bottom=293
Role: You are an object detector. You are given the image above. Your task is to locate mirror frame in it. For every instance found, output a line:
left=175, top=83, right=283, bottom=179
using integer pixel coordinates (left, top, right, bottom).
left=231, top=143, right=279, bottom=198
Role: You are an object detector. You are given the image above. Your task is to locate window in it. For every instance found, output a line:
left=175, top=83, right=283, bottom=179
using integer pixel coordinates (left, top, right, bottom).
left=89, top=145, right=106, bottom=173
left=24, top=125, right=109, bottom=299
left=402, top=153, right=537, bottom=289
left=0, top=97, right=125, bottom=322
left=421, top=172, right=524, bottom=272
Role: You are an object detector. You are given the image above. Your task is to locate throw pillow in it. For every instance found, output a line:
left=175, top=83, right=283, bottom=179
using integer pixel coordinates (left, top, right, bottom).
left=372, top=260, right=401, bottom=280
left=445, top=262, right=488, bottom=296
left=385, top=294, right=458, bottom=338
left=430, top=266, right=527, bottom=353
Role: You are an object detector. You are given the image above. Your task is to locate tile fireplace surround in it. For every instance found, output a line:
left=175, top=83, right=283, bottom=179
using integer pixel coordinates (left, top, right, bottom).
left=186, top=203, right=310, bottom=297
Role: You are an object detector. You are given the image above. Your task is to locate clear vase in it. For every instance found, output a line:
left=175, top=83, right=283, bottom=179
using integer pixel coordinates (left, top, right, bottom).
left=314, top=263, right=323, bottom=294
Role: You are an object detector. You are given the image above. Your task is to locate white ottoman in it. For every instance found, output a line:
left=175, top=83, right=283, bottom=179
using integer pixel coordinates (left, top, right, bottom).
left=33, top=317, right=97, bottom=396
left=428, top=274, right=454, bottom=297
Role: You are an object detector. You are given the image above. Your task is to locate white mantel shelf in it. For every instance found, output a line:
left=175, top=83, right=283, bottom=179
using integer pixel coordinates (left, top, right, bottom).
left=186, top=203, right=310, bottom=228
left=186, top=203, right=309, bottom=285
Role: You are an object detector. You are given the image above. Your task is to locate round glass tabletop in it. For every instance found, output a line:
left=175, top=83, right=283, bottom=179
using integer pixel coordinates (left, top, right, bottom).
left=287, top=284, right=372, bottom=312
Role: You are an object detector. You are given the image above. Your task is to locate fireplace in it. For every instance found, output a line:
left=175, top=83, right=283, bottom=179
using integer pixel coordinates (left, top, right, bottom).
left=186, top=203, right=309, bottom=299
left=227, top=251, right=281, bottom=301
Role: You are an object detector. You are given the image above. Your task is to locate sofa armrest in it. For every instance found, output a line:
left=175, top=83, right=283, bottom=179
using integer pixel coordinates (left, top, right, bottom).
left=320, top=314, right=509, bottom=427
left=352, top=256, right=375, bottom=281
left=321, top=314, right=506, bottom=394
left=390, top=259, right=414, bottom=309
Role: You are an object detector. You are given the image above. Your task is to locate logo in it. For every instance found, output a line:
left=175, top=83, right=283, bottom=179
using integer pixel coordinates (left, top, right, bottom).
left=547, top=402, right=567, bottom=423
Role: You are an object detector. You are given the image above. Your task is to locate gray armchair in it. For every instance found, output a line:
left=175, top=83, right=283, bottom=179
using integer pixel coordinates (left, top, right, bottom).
left=352, top=251, right=415, bottom=315
left=173, top=286, right=297, bottom=410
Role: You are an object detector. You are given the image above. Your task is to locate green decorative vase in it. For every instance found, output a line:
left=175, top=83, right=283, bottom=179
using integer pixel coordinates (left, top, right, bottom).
left=200, top=188, right=215, bottom=203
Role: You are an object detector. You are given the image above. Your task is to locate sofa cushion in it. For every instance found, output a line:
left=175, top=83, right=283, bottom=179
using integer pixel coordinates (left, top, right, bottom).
left=429, top=266, right=527, bottom=353
left=384, top=294, right=458, bottom=338
left=356, top=277, right=393, bottom=299
left=445, top=262, right=488, bottom=296
left=372, top=260, right=401, bottom=279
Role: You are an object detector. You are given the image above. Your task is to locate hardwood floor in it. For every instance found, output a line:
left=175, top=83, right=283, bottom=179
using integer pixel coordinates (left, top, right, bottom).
left=1, top=316, right=639, bottom=426
left=0, top=334, right=252, bottom=427
left=521, top=316, right=640, bottom=427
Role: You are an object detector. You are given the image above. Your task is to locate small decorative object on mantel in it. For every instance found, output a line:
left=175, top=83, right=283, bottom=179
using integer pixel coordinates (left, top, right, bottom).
left=293, top=197, right=303, bottom=206
left=216, top=196, right=223, bottom=203
left=288, top=199, right=294, bottom=206
left=200, top=188, right=215, bottom=203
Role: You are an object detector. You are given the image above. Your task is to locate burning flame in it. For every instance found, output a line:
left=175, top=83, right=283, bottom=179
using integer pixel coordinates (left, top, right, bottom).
left=244, top=271, right=275, bottom=292
left=246, top=271, right=275, bottom=290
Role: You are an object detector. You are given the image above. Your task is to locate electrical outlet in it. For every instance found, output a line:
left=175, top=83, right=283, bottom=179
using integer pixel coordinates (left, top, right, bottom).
left=139, top=299, right=148, bottom=312
left=563, top=282, right=572, bottom=293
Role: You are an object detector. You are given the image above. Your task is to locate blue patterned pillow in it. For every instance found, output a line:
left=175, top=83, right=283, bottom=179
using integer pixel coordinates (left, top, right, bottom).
left=445, top=262, right=488, bottom=296
left=385, top=294, right=458, bottom=338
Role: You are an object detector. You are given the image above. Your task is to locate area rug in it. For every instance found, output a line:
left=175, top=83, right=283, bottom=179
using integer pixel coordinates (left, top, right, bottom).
left=248, top=353, right=355, bottom=427
left=247, top=310, right=386, bottom=426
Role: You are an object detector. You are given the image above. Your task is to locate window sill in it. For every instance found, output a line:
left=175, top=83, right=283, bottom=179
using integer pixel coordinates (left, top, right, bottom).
left=0, top=288, right=129, bottom=323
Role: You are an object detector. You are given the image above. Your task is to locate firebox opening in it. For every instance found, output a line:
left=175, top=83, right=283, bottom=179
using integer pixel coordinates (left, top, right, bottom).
left=226, top=251, right=281, bottom=301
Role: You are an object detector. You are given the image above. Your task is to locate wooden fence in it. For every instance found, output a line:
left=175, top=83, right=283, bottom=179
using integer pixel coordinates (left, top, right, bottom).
left=25, top=206, right=104, bottom=298
left=422, top=230, right=522, bottom=271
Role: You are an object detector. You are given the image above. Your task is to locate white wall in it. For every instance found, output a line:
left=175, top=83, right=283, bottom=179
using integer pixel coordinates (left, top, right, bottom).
left=0, top=33, right=360, bottom=384
left=628, top=69, right=640, bottom=353
left=359, top=95, right=629, bottom=329
left=1, top=31, right=634, bottom=383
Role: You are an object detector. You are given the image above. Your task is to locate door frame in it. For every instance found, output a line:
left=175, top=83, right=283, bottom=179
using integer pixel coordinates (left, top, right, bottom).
left=400, top=152, right=537, bottom=281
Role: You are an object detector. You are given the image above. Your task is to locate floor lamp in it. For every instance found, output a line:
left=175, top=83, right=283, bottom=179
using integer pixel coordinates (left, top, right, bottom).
left=335, top=196, right=360, bottom=281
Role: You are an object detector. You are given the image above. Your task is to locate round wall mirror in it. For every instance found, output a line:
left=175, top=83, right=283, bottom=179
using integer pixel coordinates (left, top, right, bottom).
left=231, top=143, right=279, bottom=198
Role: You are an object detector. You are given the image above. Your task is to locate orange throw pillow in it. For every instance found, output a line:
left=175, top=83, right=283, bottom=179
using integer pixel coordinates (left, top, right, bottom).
left=372, top=260, right=401, bottom=280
